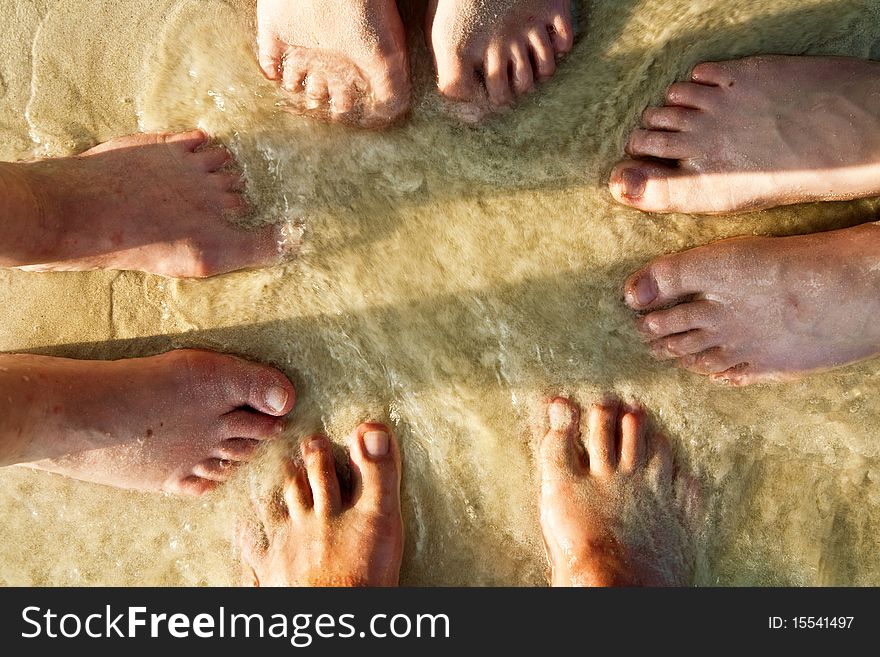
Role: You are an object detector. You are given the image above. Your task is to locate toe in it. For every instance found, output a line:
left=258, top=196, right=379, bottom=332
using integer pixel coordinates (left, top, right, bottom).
left=623, top=252, right=703, bottom=311
left=193, top=145, right=232, bottom=172
left=619, top=405, right=648, bottom=473
left=538, top=397, right=586, bottom=484
left=625, top=128, right=697, bottom=160
left=193, top=458, right=238, bottom=482
left=586, top=399, right=620, bottom=476
left=690, top=61, right=734, bottom=87
left=435, top=55, right=480, bottom=101
left=640, top=106, right=699, bottom=132
left=636, top=300, right=719, bottom=340
left=649, top=329, right=718, bottom=360
left=224, top=359, right=296, bottom=416
left=216, top=438, right=261, bottom=462
left=304, top=75, right=330, bottom=110
left=221, top=409, right=285, bottom=441
left=484, top=46, right=513, bottom=108
left=510, top=41, right=534, bottom=96
left=257, top=32, right=284, bottom=80
left=212, top=172, right=244, bottom=192
left=528, top=29, right=556, bottom=80
left=349, top=423, right=402, bottom=517
left=549, top=11, right=575, bottom=54
left=679, top=347, right=744, bottom=376
left=609, top=159, right=714, bottom=213
left=164, top=129, right=210, bottom=152
left=302, top=435, right=342, bottom=516
left=330, top=81, right=357, bottom=118
left=282, top=60, right=308, bottom=94
left=175, top=475, right=220, bottom=496
left=282, top=459, right=313, bottom=514
left=710, top=363, right=762, bottom=386
left=665, top=81, right=718, bottom=109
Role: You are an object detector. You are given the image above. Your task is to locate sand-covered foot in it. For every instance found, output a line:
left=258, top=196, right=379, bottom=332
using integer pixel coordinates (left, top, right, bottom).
left=610, top=55, right=880, bottom=214
left=10, top=130, right=291, bottom=278
left=7, top=350, right=295, bottom=495
left=239, top=423, right=403, bottom=586
left=625, top=224, right=880, bottom=385
left=538, top=397, right=692, bottom=587
left=426, top=0, right=574, bottom=121
left=257, top=0, right=410, bottom=128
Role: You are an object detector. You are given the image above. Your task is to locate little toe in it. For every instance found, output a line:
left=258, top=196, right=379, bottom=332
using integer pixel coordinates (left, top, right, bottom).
left=302, top=435, right=342, bottom=516
left=586, top=399, right=620, bottom=476
left=175, top=475, right=220, bottom=496
left=625, top=128, right=696, bottom=160
left=710, top=363, right=763, bottom=386
left=193, top=458, right=239, bottom=482
left=637, top=300, right=718, bottom=340
left=538, top=397, right=586, bottom=484
left=665, top=81, right=718, bottom=109
left=510, top=42, right=535, bottom=96
left=528, top=29, right=556, bottom=80
left=549, top=11, right=575, bottom=54
left=349, top=423, right=402, bottom=517
left=618, top=404, right=648, bottom=473
left=649, top=329, right=718, bottom=360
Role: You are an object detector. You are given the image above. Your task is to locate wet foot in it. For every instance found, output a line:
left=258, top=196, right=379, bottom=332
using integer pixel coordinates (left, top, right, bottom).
left=239, top=423, right=403, bottom=586
left=610, top=55, right=880, bottom=214
left=5, top=349, right=295, bottom=495
left=426, top=0, right=574, bottom=121
left=257, top=0, right=410, bottom=128
left=625, top=223, right=880, bottom=385
left=8, top=130, right=292, bottom=278
left=538, top=397, right=692, bottom=586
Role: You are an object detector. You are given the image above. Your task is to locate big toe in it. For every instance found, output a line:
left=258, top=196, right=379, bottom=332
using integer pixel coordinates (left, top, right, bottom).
left=623, top=251, right=702, bottom=312
left=539, top=397, right=585, bottom=484
left=349, top=423, right=402, bottom=518
left=609, top=160, right=691, bottom=213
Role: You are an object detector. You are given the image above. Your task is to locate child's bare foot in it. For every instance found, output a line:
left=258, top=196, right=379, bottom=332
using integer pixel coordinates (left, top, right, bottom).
left=625, top=223, right=880, bottom=385
left=610, top=55, right=880, bottom=214
left=426, top=0, right=574, bottom=120
left=239, top=423, right=403, bottom=587
left=257, top=0, right=410, bottom=128
left=5, top=350, right=295, bottom=495
left=8, top=130, right=290, bottom=278
left=539, top=397, right=692, bottom=587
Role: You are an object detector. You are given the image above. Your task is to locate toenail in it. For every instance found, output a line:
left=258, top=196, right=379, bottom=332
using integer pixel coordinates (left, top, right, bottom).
left=629, top=274, right=659, bottom=307
left=363, top=430, right=390, bottom=458
left=620, top=168, right=646, bottom=199
left=266, top=385, right=289, bottom=413
left=548, top=401, right=574, bottom=430
left=307, top=437, right=326, bottom=452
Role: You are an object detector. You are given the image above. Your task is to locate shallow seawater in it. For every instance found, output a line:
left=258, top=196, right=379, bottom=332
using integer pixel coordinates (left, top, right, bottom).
left=1, top=0, right=880, bottom=586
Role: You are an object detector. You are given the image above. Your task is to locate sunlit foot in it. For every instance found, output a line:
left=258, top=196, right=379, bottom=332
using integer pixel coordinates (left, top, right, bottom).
left=257, top=0, right=410, bottom=128
left=239, top=423, right=403, bottom=587
left=625, top=223, right=880, bottom=385
left=13, top=350, right=295, bottom=495
left=13, top=130, right=291, bottom=277
left=538, top=396, right=692, bottom=586
left=610, top=55, right=880, bottom=214
left=426, top=0, right=574, bottom=122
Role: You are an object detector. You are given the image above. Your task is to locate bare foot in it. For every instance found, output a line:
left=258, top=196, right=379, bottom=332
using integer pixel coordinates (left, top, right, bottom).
left=610, top=55, right=880, bottom=214
left=426, top=0, right=574, bottom=120
left=239, top=423, right=403, bottom=587
left=9, top=130, right=292, bottom=278
left=257, top=0, right=410, bottom=128
left=5, top=349, right=295, bottom=495
left=625, top=224, right=880, bottom=385
left=538, top=397, right=692, bottom=587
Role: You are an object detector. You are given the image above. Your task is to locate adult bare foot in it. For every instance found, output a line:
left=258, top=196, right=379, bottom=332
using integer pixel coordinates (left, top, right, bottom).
left=538, top=397, right=692, bottom=586
left=257, top=0, right=410, bottom=128
left=625, top=223, right=880, bottom=385
left=239, top=423, right=403, bottom=586
left=2, top=349, right=295, bottom=495
left=0, top=130, right=293, bottom=278
left=426, top=0, right=574, bottom=120
left=610, top=55, right=880, bottom=214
